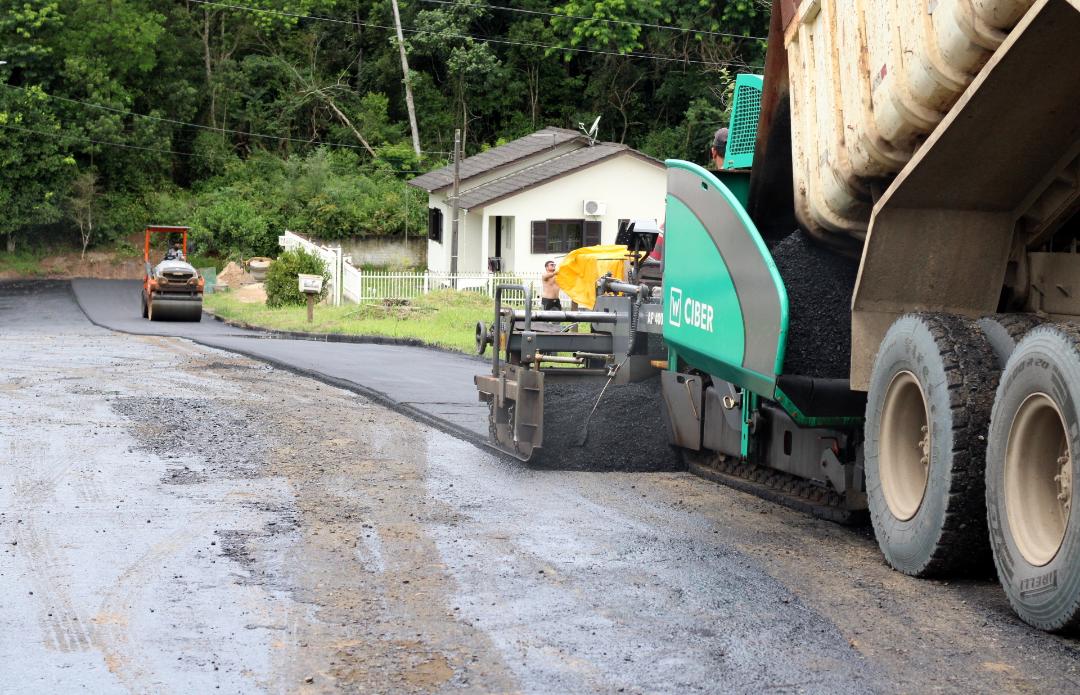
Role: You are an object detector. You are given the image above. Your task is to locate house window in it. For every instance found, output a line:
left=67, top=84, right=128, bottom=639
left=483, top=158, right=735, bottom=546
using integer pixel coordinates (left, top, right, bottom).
left=531, top=219, right=601, bottom=254
left=546, top=220, right=584, bottom=254
left=427, top=207, right=443, bottom=243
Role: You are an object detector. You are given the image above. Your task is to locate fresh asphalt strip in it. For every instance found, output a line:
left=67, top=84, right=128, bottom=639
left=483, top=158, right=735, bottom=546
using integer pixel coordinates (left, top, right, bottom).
left=70, top=279, right=496, bottom=452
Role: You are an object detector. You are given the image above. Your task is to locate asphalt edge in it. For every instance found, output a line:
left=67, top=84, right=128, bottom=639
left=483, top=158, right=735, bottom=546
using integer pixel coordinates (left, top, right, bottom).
left=67, top=279, right=509, bottom=461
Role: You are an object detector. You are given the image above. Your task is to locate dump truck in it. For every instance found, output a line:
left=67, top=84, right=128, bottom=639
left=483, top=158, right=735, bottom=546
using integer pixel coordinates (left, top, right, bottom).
left=140, top=225, right=204, bottom=322
left=475, top=0, right=1080, bottom=631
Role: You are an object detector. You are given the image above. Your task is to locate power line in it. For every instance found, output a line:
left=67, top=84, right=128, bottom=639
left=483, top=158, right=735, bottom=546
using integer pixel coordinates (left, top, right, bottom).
left=187, top=0, right=760, bottom=69
left=0, top=82, right=451, bottom=156
left=417, top=0, right=768, bottom=42
left=0, top=121, right=433, bottom=173
left=0, top=121, right=198, bottom=158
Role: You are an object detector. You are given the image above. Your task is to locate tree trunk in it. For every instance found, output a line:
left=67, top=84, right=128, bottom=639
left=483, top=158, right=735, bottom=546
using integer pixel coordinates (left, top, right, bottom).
left=320, top=95, right=377, bottom=157
left=527, top=65, right=539, bottom=128
left=83, top=200, right=93, bottom=260
left=6, top=234, right=15, bottom=253
left=390, top=0, right=421, bottom=157
left=202, top=8, right=216, bottom=128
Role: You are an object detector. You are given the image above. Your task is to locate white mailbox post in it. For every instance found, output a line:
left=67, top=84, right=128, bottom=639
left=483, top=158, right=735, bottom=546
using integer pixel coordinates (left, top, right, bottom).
left=298, top=273, right=323, bottom=323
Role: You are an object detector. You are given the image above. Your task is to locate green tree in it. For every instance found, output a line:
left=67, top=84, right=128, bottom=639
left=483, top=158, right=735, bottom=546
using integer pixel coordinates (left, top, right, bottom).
left=0, top=86, right=74, bottom=252
left=407, top=0, right=507, bottom=146
left=264, top=246, right=330, bottom=307
left=66, top=168, right=99, bottom=258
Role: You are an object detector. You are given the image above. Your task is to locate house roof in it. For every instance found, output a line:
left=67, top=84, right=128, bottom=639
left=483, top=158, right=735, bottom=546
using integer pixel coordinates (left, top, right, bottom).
left=455, top=143, right=662, bottom=209
left=407, top=126, right=582, bottom=192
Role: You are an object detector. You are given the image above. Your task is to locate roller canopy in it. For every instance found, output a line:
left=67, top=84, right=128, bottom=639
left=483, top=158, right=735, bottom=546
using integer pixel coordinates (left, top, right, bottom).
left=662, top=160, right=788, bottom=398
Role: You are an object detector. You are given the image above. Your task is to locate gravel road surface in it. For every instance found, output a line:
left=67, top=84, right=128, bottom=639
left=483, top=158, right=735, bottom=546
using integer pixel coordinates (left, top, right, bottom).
left=4, top=281, right=1080, bottom=693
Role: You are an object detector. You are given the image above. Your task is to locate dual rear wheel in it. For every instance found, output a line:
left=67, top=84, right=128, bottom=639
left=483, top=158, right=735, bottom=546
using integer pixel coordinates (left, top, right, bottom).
left=867, top=315, right=1080, bottom=631
left=986, top=325, right=1080, bottom=632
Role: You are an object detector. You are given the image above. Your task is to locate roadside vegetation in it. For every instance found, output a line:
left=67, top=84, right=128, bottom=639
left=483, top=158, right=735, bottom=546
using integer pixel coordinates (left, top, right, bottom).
left=204, top=289, right=490, bottom=353
left=0, top=248, right=50, bottom=277
left=264, top=247, right=332, bottom=307
left=1, top=1, right=766, bottom=263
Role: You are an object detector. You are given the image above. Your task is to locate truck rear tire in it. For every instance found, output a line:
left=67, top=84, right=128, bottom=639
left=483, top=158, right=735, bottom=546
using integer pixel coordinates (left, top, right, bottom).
left=865, top=314, right=998, bottom=577
left=986, top=324, right=1080, bottom=632
left=977, top=314, right=1045, bottom=368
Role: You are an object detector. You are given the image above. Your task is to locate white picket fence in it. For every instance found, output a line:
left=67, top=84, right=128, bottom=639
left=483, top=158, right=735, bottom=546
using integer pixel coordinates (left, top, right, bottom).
left=282, top=230, right=543, bottom=305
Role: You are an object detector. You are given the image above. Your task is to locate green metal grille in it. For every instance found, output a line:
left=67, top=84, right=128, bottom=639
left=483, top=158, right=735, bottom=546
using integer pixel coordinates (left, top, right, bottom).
left=723, top=74, right=763, bottom=170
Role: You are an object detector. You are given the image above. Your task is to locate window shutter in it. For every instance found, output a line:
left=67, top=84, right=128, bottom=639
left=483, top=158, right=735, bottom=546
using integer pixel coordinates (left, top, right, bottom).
left=531, top=221, right=547, bottom=254
left=427, top=208, right=443, bottom=242
left=584, top=220, right=601, bottom=247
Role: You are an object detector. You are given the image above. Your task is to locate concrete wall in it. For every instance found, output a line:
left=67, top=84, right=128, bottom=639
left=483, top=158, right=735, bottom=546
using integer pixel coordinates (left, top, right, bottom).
left=426, top=198, right=452, bottom=272
left=330, top=237, right=426, bottom=269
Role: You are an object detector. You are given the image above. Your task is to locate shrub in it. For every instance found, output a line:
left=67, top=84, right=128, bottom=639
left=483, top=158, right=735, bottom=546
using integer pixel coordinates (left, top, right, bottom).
left=264, top=247, right=330, bottom=308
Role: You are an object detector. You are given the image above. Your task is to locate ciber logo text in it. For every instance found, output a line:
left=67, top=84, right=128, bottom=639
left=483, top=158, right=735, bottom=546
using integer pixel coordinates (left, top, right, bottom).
left=668, top=287, right=714, bottom=332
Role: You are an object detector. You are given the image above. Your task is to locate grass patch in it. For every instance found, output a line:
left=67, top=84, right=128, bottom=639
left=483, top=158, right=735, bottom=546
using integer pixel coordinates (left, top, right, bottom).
left=0, top=248, right=51, bottom=276
left=204, top=288, right=492, bottom=353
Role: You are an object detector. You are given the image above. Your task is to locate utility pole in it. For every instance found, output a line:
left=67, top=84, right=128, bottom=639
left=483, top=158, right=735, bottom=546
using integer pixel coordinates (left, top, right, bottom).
left=390, top=0, right=421, bottom=157
left=450, top=128, right=461, bottom=275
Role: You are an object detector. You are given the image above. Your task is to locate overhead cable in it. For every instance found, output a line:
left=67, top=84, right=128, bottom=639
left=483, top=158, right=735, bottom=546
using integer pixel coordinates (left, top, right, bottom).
left=0, top=121, right=432, bottom=173
left=0, top=82, right=450, bottom=156
left=187, top=0, right=761, bottom=69
left=417, top=0, right=768, bottom=42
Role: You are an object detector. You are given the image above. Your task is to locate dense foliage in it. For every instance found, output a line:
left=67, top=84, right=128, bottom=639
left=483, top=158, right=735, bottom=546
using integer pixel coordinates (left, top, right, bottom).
left=264, top=246, right=331, bottom=306
left=0, top=0, right=767, bottom=258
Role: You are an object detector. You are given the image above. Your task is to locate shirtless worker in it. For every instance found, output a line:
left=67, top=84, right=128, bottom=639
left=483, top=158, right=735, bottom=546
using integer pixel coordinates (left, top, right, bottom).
left=541, top=259, right=562, bottom=311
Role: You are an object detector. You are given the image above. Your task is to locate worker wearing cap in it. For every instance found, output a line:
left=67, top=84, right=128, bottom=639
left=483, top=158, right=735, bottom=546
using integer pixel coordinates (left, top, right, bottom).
left=164, top=241, right=185, bottom=261
left=710, top=127, right=729, bottom=170
left=541, top=260, right=562, bottom=311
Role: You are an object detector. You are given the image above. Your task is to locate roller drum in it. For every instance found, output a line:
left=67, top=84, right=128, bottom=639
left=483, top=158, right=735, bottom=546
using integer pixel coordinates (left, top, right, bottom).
left=149, top=295, right=203, bottom=322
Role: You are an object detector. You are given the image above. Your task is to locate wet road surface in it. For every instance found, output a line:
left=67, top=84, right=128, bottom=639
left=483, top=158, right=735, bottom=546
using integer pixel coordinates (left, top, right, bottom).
left=3, top=281, right=1080, bottom=693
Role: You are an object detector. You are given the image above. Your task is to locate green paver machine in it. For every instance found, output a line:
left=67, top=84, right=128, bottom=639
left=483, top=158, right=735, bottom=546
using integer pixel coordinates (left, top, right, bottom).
left=659, top=161, right=867, bottom=519
left=476, top=0, right=1080, bottom=633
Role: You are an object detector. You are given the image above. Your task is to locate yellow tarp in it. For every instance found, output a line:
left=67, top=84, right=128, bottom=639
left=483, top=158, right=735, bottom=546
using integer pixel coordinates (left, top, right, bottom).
left=555, top=244, right=629, bottom=309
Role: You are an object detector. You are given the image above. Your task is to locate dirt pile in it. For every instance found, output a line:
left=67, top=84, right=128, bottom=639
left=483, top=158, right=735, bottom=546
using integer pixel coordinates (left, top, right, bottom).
left=232, top=283, right=267, bottom=304
left=217, top=261, right=255, bottom=289
left=770, top=230, right=859, bottom=379
left=532, top=377, right=684, bottom=472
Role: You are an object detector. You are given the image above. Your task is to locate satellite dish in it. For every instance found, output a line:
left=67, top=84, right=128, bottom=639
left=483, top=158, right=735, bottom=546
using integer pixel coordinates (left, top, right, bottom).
left=578, top=115, right=601, bottom=146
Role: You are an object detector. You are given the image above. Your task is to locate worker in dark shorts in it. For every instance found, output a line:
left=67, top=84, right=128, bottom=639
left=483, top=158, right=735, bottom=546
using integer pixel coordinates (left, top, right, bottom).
left=541, top=259, right=562, bottom=311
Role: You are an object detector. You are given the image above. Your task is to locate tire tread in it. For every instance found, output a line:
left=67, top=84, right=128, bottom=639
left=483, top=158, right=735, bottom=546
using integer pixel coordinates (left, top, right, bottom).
left=920, top=313, right=999, bottom=576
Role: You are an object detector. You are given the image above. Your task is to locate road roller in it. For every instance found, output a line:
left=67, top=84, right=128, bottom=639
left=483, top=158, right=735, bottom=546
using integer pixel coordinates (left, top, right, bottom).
left=140, top=225, right=204, bottom=322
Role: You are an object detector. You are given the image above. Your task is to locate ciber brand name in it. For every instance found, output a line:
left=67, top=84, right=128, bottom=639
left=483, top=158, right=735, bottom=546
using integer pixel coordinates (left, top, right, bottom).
left=668, top=287, right=714, bottom=332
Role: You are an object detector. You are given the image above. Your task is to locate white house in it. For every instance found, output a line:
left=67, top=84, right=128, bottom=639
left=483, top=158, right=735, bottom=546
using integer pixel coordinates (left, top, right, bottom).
left=408, top=127, right=667, bottom=274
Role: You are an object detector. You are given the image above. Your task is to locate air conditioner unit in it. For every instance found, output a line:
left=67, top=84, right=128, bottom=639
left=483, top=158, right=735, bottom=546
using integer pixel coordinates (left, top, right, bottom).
left=583, top=199, right=607, bottom=216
